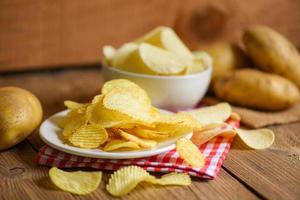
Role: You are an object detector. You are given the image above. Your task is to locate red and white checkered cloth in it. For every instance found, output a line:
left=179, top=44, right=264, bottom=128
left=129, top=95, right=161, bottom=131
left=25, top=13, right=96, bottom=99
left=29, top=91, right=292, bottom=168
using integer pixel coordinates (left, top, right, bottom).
left=36, top=119, right=239, bottom=179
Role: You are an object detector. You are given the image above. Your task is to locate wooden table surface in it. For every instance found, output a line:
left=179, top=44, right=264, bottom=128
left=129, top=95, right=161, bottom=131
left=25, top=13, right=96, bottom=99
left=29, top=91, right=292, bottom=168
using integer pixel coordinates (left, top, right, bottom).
left=0, top=67, right=299, bottom=200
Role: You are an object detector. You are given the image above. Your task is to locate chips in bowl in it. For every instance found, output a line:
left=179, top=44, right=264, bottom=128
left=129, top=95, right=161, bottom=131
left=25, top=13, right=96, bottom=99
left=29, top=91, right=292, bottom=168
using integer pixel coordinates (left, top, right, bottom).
left=103, top=26, right=211, bottom=76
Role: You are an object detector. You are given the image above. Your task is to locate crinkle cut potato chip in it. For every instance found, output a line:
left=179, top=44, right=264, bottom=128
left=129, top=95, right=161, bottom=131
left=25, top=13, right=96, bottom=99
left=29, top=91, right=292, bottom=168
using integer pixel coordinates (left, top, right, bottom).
left=106, top=166, right=191, bottom=197
left=101, top=79, right=142, bottom=95
left=185, top=103, right=232, bottom=126
left=106, top=166, right=155, bottom=197
left=62, top=113, right=87, bottom=138
left=236, top=128, right=275, bottom=149
left=118, top=129, right=157, bottom=148
left=103, top=139, right=140, bottom=151
left=102, top=86, right=155, bottom=123
left=68, top=124, right=108, bottom=149
left=87, top=97, right=136, bottom=128
left=148, top=172, right=191, bottom=186
left=49, top=167, right=102, bottom=195
left=176, top=138, right=205, bottom=168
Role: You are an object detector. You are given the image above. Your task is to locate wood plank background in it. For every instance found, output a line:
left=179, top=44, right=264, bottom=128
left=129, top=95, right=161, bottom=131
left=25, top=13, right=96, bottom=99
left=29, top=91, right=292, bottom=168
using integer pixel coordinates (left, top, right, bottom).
left=1, top=0, right=300, bottom=71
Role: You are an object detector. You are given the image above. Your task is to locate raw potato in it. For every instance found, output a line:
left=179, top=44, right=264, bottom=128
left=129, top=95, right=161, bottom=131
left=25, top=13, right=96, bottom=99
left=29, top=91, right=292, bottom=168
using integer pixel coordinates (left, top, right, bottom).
left=0, top=87, right=43, bottom=150
left=197, top=42, right=250, bottom=84
left=213, top=69, right=300, bottom=110
left=243, top=26, right=300, bottom=89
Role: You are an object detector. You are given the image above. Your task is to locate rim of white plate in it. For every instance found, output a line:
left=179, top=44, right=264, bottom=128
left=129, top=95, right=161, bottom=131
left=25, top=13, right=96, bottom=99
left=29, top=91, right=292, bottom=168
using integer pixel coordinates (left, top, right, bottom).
left=39, top=109, right=192, bottom=159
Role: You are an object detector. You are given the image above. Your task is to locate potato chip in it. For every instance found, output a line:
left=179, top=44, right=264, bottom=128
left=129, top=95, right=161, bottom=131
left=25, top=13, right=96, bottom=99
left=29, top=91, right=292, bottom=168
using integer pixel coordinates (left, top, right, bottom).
left=115, top=43, right=188, bottom=75
left=102, top=86, right=155, bottom=123
left=148, top=172, right=191, bottom=186
left=230, top=112, right=241, bottom=121
left=111, top=43, right=139, bottom=68
left=193, top=51, right=213, bottom=68
left=101, top=79, right=142, bottom=95
left=87, top=99, right=135, bottom=128
left=62, top=113, right=87, bottom=138
left=176, top=138, right=205, bottom=168
left=186, top=103, right=232, bottom=126
left=103, top=140, right=140, bottom=151
left=192, top=128, right=237, bottom=146
left=131, top=128, right=169, bottom=140
left=64, top=100, right=87, bottom=111
left=154, top=112, right=202, bottom=137
left=106, top=166, right=155, bottom=196
left=185, top=58, right=206, bottom=74
left=106, top=166, right=191, bottom=196
left=136, top=26, right=194, bottom=61
left=49, top=167, right=102, bottom=195
left=118, top=129, right=157, bottom=148
left=237, top=128, right=275, bottom=149
left=69, top=124, right=108, bottom=148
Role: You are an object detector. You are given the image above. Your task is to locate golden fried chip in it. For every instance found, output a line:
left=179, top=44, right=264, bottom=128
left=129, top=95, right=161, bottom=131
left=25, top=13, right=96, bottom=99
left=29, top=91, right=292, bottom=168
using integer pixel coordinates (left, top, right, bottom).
left=118, top=130, right=157, bottom=148
left=68, top=124, right=108, bottom=148
left=106, top=166, right=155, bottom=197
left=148, top=172, right=191, bottom=186
left=176, top=138, right=205, bottom=168
left=87, top=99, right=134, bottom=128
left=237, top=128, right=275, bottom=149
left=103, top=140, right=140, bottom=151
left=103, top=45, right=116, bottom=65
left=49, top=167, right=102, bottom=195
left=136, top=26, right=194, bottom=61
left=110, top=43, right=139, bottom=68
left=115, top=43, right=188, bottom=75
left=230, top=112, right=241, bottom=121
left=131, top=128, right=169, bottom=140
left=64, top=100, right=87, bottom=111
left=102, top=87, right=154, bottom=123
left=62, top=113, right=87, bottom=138
left=101, top=79, right=142, bottom=95
left=186, top=103, right=232, bottom=126
left=192, top=127, right=237, bottom=146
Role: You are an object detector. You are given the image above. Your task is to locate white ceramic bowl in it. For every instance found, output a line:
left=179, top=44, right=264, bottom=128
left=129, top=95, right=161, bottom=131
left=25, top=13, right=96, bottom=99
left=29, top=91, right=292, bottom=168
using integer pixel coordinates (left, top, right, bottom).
left=102, top=65, right=212, bottom=110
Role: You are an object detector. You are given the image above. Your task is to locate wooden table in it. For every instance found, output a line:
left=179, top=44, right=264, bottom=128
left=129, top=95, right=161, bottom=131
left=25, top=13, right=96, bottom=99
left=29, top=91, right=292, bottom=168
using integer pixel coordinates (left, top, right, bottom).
left=0, top=67, right=299, bottom=200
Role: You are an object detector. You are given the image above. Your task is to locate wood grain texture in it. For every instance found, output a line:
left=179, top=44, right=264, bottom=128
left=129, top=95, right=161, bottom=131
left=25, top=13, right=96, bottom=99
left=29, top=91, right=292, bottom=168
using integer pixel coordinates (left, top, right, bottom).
left=223, top=122, right=300, bottom=199
left=175, top=0, right=300, bottom=49
left=0, top=140, right=258, bottom=200
left=0, top=0, right=180, bottom=71
left=1, top=0, right=300, bottom=71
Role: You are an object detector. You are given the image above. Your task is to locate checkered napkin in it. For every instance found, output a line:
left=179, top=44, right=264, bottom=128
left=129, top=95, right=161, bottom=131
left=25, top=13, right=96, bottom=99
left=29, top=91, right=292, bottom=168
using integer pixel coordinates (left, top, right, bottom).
left=36, top=120, right=239, bottom=179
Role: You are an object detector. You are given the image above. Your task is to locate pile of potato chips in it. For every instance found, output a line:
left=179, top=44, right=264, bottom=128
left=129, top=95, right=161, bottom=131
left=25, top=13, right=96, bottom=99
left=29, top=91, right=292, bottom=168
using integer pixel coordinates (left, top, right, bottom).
left=49, top=165, right=191, bottom=196
left=55, top=79, right=275, bottom=196
left=61, top=79, right=202, bottom=152
left=103, top=26, right=212, bottom=75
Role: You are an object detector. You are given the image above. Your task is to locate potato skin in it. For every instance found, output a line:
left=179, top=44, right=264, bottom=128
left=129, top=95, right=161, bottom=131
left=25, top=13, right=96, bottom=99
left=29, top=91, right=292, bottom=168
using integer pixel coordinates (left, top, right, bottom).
left=243, top=26, right=300, bottom=89
left=0, top=87, right=43, bottom=150
left=201, top=42, right=251, bottom=83
left=213, top=69, right=300, bottom=110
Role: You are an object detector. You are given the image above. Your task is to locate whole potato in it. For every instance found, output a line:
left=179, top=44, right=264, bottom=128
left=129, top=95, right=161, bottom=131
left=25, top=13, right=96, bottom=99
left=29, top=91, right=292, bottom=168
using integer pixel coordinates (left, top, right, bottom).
left=213, top=69, right=300, bottom=110
left=195, top=42, right=250, bottom=84
left=0, top=87, right=43, bottom=150
left=243, top=26, right=300, bottom=88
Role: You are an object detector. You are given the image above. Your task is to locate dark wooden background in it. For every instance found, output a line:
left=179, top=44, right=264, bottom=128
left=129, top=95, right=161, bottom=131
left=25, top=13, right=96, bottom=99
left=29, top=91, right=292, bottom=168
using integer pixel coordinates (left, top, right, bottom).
left=1, top=0, right=300, bottom=72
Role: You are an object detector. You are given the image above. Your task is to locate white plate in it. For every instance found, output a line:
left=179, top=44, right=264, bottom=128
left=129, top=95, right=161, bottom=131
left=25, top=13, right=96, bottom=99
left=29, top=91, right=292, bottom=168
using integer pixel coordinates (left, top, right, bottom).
left=39, top=109, right=192, bottom=159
